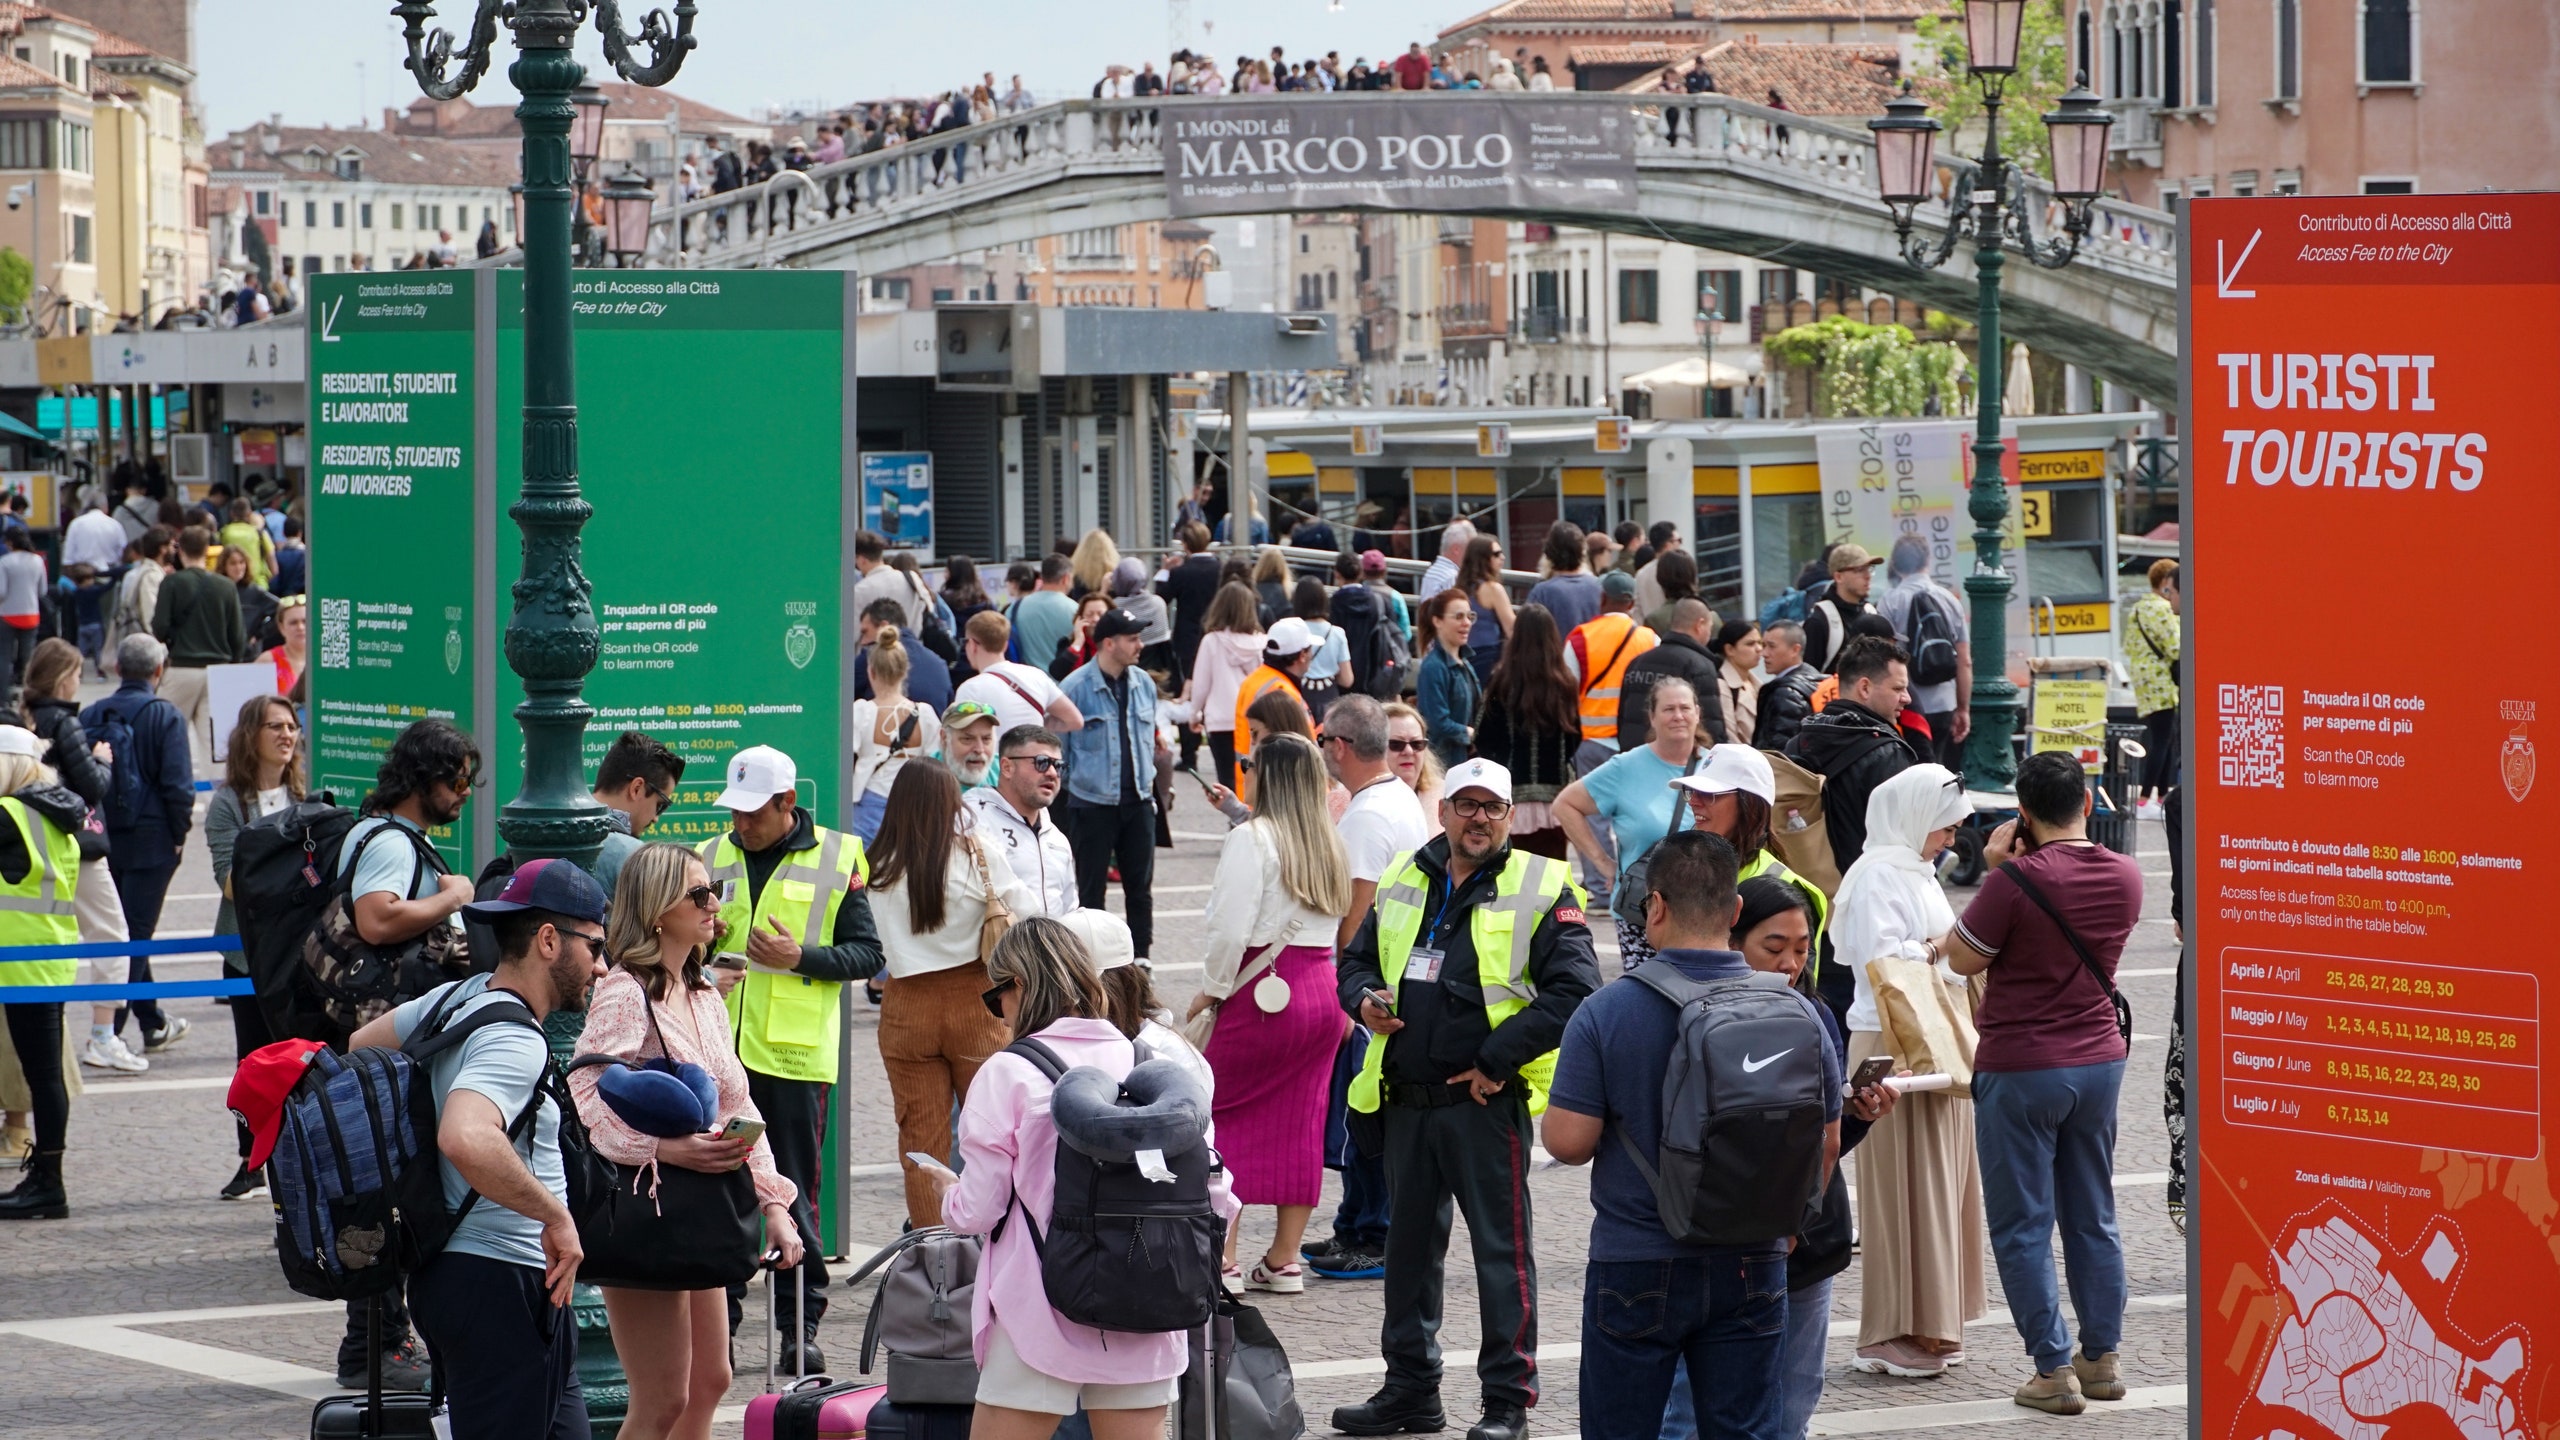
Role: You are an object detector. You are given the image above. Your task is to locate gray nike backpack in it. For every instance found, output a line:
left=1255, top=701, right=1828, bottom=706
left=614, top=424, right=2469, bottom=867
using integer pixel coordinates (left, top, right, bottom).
left=1614, top=967, right=1830, bottom=1246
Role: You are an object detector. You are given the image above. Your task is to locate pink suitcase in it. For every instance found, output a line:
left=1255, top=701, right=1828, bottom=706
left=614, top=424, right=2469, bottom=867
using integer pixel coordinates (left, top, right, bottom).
left=745, top=1264, right=889, bottom=1440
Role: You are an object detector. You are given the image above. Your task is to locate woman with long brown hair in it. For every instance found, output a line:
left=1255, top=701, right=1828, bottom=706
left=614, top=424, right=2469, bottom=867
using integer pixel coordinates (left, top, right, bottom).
left=868, top=759, right=1040, bottom=1226
left=573, top=842, right=801, bottom=1440
left=1470, top=603, right=1581, bottom=857
left=1454, top=535, right=1514, bottom=683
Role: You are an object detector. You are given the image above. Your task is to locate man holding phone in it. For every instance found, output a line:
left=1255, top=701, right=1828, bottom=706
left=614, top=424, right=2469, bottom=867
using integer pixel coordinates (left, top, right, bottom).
left=696, top=744, right=885, bottom=1374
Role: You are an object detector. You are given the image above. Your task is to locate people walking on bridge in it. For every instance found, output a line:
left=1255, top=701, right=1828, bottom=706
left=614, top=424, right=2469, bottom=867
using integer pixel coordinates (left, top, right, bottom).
left=1332, top=758, right=1598, bottom=1440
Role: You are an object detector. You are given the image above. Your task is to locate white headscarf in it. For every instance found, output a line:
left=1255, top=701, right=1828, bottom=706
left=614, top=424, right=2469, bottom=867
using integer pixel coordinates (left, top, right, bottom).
left=1831, top=763, right=1969, bottom=1032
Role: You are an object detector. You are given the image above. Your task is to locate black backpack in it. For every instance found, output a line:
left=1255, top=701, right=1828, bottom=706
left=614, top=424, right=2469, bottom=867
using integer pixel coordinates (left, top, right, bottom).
left=1612, top=967, right=1831, bottom=1247
left=80, top=691, right=150, bottom=830
left=1003, top=1037, right=1224, bottom=1334
left=1363, top=603, right=1416, bottom=700
left=1905, top=587, right=1960, bottom=688
left=233, top=795, right=362, bottom=1044
left=1329, top=583, right=1382, bottom=695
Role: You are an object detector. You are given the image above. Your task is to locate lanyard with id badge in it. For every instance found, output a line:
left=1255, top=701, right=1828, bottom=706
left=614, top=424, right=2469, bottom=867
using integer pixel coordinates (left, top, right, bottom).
left=1405, top=876, right=1457, bottom=989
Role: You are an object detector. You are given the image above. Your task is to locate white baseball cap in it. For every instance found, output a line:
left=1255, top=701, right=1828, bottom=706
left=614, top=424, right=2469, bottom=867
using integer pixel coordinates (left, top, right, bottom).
left=0, top=725, right=41, bottom=760
left=1668, top=744, right=1776, bottom=806
left=715, top=745, right=799, bottom=811
left=1441, top=757, right=1513, bottom=804
left=1055, top=908, right=1138, bottom=972
left=1264, top=616, right=1318, bottom=656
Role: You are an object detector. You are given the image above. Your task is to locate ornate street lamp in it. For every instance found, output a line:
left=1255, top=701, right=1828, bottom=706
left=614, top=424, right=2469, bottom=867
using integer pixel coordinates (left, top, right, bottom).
left=600, top=167, right=655, bottom=266
left=569, top=83, right=610, bottom=179
left=507, top=181, right=525, bottom=246
left=389, top=0, right=695, bottom=864
left=1868, top=64, right=2112, bottom=791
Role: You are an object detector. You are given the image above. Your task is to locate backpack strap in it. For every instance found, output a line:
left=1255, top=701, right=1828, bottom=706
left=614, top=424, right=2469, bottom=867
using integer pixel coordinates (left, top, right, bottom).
left=402, top=988, right=549, bottom=1229
left=990, top=1037, right=1072, bottom=1252
left=1996, top=859, right=2134, bottom=1043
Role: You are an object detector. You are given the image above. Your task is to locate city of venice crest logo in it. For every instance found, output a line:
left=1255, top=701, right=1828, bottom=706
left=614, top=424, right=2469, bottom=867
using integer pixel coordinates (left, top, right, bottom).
left=2501, top=701, right=2537, bottom=803
left=782, top=602, right=818, bottom=670
left=443, top=607, right=463, bottom=676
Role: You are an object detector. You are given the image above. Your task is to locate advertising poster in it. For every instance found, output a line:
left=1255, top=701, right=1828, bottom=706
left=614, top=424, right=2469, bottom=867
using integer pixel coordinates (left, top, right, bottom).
left=1811, top=420, right=2032, bottom=684
left=305, top=271, right=479, bottom=870
left=1165, top=99, right=1634, bottom=217
left=860, top=451, right=934, bottom=554
left=491, top=270, right=851, bottom=853
left=2189, top=193, right=2560, bottom=1440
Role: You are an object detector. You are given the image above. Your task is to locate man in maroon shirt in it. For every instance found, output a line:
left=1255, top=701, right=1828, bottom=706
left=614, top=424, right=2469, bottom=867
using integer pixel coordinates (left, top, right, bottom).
left=1945, top=751, right=2141, bottom=1417
left=1391, top=43, right=1432, bottom=91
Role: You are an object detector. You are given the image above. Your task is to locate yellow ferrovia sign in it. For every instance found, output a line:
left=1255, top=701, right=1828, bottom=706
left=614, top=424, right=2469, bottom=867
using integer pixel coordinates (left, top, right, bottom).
left=2030, top=601, right=2112, bottom=636
left=2016, top=448, right=2104, bottom=482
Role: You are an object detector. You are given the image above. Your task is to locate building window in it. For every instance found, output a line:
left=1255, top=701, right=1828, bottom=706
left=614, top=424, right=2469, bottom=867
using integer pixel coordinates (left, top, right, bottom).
left=1298, top=232, right=1309, bottom=253
left=930, top=287, right=954, bottom=302
left=304, top=201, right=317, bottom=227
left=1063, top=226, right=1123, bottom=259
left=2274, top=0, right=2299, bottom=99
left=359, top=202, right=373, bottom=227
left=0, top=118, right=41, bottom=170
left=1759, top=268, right=1798, bottom=305
left=2195, top=0, right=2216, bottom=103
left=2361, top=177, right=2415, bottom=194
left=2361, top=0, right=2412, bottom=83
left=1697, top=268, right=1742, bottom=322
left=335, top=155, right=362, bottom=181
left=1327, top=269, right=1338, bottom=301
left=254, top=189, right=271, bottom=216
left=1618, top=268, right=1658, bottom=324
left=2229, top=168, right=2257, bottom=195
left=67, top=213, right=89, bottom=264
left=2273, top=168, right=2301, bottom=193
left=390, top=203, right=402, bottom=229
left=55, top=121, right=87, bottom=173
left=2163, top=0, right=2182, bottom=106
left=332, top=201, right=345, bottom=228
left=869, top=276, right=909, bottom=302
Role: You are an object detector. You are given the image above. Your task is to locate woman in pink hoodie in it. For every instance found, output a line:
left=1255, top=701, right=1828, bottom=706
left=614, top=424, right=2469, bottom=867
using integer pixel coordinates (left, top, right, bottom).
left=929, top=919, right=1238, bottom=1437
left=1175, top=582, right=1269, bottom=793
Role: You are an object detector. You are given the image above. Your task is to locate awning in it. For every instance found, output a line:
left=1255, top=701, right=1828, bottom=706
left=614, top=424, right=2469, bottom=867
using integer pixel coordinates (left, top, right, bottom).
left=1623, top=355, right=1752, bottom=391
left=0, top=410, right=49, bottom=445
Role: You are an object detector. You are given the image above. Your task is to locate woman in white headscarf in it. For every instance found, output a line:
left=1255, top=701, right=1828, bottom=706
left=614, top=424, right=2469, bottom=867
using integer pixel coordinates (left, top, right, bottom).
left=1830, top=763, right=1986, bottom=1381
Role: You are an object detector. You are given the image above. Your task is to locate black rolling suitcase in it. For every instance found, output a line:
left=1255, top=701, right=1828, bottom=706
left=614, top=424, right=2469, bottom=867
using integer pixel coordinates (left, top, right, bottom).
left=308, top=1296, right=437, bottom=1439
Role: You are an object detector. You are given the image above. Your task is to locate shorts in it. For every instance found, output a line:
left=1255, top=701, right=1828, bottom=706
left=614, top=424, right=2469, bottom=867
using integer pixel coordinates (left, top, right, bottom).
left=975, top=1323, right=1181, bottom=1416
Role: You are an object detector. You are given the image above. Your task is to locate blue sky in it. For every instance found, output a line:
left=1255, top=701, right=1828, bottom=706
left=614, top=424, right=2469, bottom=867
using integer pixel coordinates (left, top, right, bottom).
left=201, top=0, right=1477, bottom=138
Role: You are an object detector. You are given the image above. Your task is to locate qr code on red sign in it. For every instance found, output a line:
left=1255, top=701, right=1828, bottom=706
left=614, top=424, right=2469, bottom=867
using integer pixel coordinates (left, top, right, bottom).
left=2218, top=684, right=2285, bottom=788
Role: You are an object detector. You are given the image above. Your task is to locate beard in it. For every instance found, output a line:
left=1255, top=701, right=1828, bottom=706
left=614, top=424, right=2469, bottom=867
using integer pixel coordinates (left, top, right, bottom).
left=549, top=952, right=597, bottom=1013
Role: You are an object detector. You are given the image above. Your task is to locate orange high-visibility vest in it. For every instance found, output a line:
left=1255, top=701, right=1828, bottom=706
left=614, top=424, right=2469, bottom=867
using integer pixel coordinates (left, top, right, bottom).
left=1234, top=664, right=1300, bottom=803
left=1571, top=613, right=1656, bottom=742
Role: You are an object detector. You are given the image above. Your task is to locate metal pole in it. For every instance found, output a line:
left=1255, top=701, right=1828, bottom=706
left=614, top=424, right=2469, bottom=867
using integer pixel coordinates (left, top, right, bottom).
left=1959, top=99, right=2020, bottom=791
left=498, top=2, right=611, bottom=866
left=1227, top=369, right=1252, bottom=542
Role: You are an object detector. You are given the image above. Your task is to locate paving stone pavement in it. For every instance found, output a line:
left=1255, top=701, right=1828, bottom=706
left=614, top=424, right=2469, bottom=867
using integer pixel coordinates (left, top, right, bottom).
left=0, top=775, right=2190, bottom=1439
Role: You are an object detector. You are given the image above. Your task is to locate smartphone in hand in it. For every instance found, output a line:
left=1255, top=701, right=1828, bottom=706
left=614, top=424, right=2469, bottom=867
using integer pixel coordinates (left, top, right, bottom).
left=1848, top=1055, right=1896, bottom=1090
left=719, top=1117, right=767, bottom=1145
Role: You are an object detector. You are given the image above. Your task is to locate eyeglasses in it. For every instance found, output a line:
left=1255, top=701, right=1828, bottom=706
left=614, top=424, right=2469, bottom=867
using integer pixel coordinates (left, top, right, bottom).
left=981, top=977, right=1016, bottom=1018
left=1007, top=754, right=1063, bottom=775
left=1386, top=738, right=1427, bottom=753
left=682, top=884, right=719, bottom=912
left=1449, top=796, right=1512, bottom=820
left=445, top=770, right=481, bottom=793
left=261, top=719, right=300, bottom=735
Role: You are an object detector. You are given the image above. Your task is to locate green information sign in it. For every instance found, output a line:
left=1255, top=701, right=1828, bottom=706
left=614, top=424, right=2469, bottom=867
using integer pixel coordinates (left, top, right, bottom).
left=306, top=272, right=481, bottom=871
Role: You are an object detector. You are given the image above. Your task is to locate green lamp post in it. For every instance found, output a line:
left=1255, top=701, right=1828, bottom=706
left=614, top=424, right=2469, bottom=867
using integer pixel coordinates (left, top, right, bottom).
left=391, top=3, right=695, bottom=1431
left=1867, top=0, right=2113, bottom=790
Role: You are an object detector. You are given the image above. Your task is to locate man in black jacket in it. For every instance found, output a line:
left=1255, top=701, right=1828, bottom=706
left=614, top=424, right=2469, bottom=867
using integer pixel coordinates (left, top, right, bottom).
left=1756, top=619, right=1821, bottom=752
left=1615, top=599, right=1726, bottom=749
left=1801, top=542, right=1883, bottom=672
left=1786, top=635, right=1917, bottom=869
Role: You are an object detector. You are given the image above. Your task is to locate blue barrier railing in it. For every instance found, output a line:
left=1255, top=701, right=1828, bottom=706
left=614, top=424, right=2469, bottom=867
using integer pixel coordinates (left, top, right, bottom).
left=0, top=934, right=250, bottom=1003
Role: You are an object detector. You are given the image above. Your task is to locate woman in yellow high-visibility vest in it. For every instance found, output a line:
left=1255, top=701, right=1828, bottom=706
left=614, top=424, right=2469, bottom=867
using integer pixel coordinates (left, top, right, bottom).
left=0, top=723, right=89, bottom=1220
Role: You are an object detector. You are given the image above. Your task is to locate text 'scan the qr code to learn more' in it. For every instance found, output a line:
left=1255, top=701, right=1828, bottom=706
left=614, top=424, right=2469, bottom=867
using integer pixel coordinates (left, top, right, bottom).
left=2220, top=683, right=2285, bottom=788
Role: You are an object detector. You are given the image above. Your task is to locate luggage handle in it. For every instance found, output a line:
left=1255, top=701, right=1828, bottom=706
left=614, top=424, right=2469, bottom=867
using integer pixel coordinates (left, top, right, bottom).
left=764, top=1249, right=815, bottom=1393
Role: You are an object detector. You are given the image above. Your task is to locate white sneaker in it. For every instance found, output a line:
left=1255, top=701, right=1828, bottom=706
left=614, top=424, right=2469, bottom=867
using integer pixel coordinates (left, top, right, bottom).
left=1247, top=1259, right=1305, bottom=1294
left=80, top=1036, right=149, bottom=1073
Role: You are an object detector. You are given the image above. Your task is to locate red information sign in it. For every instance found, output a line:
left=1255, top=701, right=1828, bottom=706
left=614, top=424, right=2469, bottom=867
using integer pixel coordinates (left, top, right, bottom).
left=2190, top=193, right=2560, bottom=1440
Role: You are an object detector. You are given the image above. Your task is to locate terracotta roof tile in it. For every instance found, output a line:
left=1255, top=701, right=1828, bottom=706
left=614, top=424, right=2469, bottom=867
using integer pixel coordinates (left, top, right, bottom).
left=1569, top=40, right=1701, bottom=64
left=214, top=126, right=523, bottom=188
left=0, top=52, right=67, bottom=92
left=1616, top=39, right=1899, bottom=114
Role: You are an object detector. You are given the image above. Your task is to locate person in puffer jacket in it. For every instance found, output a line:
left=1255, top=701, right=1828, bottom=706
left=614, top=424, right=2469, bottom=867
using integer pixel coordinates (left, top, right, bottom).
left=1755, top=620, right=1823, bottom=754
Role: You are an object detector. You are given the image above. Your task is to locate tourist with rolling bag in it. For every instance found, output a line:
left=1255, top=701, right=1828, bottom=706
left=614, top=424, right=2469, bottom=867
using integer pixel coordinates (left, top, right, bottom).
left=748, top=1257, right=888, bottom=1440
left=921, top=917, right=1235, bottom=1440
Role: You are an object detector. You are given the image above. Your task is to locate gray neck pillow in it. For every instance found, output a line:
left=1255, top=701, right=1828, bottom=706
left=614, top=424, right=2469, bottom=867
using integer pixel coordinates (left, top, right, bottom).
left=1049, top=1058, right=1211, bottom=1162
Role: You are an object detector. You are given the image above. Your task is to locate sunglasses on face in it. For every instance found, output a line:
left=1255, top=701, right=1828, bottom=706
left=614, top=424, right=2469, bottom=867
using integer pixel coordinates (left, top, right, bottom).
left=981, top=977, right=1016, bottom=1018
left=682, top=884, right=719, bottom=912
left=1386, top=738, right=1427, bottom=753
left=1007, top=755, right=1063, bottom=775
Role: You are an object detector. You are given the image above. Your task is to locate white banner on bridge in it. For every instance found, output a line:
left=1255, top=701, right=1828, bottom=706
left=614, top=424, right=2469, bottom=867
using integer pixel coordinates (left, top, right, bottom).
left=1164, top=100, right=1635, bottom=217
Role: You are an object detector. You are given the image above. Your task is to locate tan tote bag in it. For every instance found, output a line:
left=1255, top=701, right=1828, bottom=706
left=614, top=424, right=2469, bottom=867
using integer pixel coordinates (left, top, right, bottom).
left=1865, top=955, right=1979, bottom=1097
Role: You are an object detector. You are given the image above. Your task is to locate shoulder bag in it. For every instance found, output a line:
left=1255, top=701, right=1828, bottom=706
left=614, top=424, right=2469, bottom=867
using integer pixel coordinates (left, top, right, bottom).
left=963, top=830, right=1015, bottom=965
left=562, top=991, right=763, bottom=1292
left=1997, top=857, right=2135, bottom=1044
left=1610, top=751, right=1702, bottom=926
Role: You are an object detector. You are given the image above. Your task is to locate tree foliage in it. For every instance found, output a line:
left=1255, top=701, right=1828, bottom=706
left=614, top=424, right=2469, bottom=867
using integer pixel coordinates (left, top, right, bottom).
left=1764, top=315, right=1971, bottom=418
left=1911, top=0, right=2076, bottom=179
left=0, top=247, right=30, bottom=324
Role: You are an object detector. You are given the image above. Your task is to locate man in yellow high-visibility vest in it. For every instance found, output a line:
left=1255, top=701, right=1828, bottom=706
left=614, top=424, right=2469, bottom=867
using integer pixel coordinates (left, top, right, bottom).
left=697, top=744, right=880, bottom=1375
left=1331, top=758, right=1600, bottom=1440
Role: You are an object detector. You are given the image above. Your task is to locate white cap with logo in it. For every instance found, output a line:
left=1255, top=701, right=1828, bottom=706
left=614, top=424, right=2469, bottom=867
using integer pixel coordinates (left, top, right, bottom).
left=715, top=744, right=799, bottom=811
left=1440, top=757, right=1513, bottom=804
left=1264, top=616, right=1318, bottom=656
left=1667, top=744, right=1777, bottom=805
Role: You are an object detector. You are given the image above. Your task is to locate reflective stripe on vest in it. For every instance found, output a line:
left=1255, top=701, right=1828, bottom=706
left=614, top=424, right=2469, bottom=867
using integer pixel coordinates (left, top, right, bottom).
left=1574, top=615, right=1651, bottom=741
left=0, top=798, right=80, bottom=987
left=699, top=826, right=869, bottom=1084
left=1350, top=848, right=1582, bottom=1116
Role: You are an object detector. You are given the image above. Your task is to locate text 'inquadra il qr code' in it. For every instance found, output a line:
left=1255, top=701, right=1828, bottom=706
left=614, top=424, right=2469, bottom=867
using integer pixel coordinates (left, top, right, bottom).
left=2220, top=684, right=2285, bottom=788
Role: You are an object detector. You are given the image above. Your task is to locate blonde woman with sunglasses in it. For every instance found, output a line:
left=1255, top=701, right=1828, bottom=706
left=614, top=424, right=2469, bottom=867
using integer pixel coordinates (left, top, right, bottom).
left=572, top=842, right=803, bottom=1440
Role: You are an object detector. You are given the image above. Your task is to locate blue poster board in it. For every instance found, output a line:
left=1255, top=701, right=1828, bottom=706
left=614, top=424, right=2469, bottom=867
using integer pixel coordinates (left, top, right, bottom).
left=859, top=451, right=933, bottom=554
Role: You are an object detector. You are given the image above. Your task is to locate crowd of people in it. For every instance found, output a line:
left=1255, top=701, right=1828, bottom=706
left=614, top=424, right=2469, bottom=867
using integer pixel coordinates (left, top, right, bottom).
left=0, top=494, right=2182, bottom=1440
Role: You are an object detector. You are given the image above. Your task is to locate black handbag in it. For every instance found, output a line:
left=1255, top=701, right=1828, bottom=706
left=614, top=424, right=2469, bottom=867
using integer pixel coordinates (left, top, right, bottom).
left=562, top=993, right=763, bottom=1292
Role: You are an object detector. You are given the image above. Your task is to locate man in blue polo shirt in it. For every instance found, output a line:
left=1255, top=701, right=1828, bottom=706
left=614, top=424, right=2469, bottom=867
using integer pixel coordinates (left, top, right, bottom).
left=1542, top=831, right=1842, bottom=1440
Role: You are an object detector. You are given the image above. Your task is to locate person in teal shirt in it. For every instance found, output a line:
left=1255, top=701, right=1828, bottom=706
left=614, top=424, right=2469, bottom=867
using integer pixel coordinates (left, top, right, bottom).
left=1553, top=675, right=1711, bottom=968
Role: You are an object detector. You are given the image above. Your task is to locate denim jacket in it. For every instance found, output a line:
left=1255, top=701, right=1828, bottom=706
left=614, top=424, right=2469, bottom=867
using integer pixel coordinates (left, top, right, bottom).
left=1058, top=659, right=1159, bottom=807
left=1416, top=644, right=1481, bottom=770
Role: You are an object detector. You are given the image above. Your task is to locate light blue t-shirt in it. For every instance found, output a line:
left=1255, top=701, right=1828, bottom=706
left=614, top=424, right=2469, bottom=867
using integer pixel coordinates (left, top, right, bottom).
left=1306, top=619, right=1351, bottom=683
left=1012, top=590, right=1079, bottom=669
left=388, top=974, right=562, bottom=1271
left=1580, top=744, right=1703, bottom=872
left=342, top=815, right=441, bottom=903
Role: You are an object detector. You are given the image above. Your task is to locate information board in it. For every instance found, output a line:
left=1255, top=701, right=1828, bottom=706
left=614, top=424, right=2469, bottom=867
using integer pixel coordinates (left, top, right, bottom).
left=491, top=270, right=854, bottom=852
left=859, top=451, right=933, bottom=554
left=2189, top=193, right=2560, bottom=1440
left=306, top=272, right=480, bottom=870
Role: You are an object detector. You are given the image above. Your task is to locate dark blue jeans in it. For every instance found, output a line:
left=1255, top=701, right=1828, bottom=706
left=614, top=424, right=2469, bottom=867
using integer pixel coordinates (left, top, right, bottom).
left=1973, top=1062, right=2128, bottom=1375
left=1581, top=1251, right=1789, bottom=1440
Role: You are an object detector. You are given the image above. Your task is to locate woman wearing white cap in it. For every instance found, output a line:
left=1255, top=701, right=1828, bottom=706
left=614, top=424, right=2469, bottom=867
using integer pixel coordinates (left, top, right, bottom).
left=1829, top=763, right=1985, bottom=1380
left=1666, top=744, right=1829, bottom=982
left=0, top=724, right=90, bottom=1219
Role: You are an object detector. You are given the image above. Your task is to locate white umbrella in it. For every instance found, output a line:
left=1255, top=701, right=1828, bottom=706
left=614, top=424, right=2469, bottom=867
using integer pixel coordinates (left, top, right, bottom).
left=2003, top=341, right=2036, bottom=417
left=1622, top=354, right=1752, bottom=391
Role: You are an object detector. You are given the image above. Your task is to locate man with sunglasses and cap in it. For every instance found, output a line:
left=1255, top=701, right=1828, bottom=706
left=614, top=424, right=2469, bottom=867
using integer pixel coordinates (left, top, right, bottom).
left=340, top=857, right=613, bottom=1440
left=696, top=743, right=884, bottom=1373
left=1333, top=758, right=1600, bottom=1440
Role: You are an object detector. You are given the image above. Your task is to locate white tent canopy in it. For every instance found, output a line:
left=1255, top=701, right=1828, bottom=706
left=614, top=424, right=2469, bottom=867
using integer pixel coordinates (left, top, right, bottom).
left=1623, top=355, right=1753, bottom=391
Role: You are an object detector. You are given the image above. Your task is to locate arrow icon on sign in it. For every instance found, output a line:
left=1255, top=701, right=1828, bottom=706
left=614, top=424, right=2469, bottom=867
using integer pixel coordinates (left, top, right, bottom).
left=318, top=295, right=343, bottom=342
left=2217, top=229, right=2262, bottom=299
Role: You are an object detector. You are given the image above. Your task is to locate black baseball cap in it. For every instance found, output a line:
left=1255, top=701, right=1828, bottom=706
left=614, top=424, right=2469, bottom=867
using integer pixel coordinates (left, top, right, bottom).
left=1093, top=607, right=1148, bottom=641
